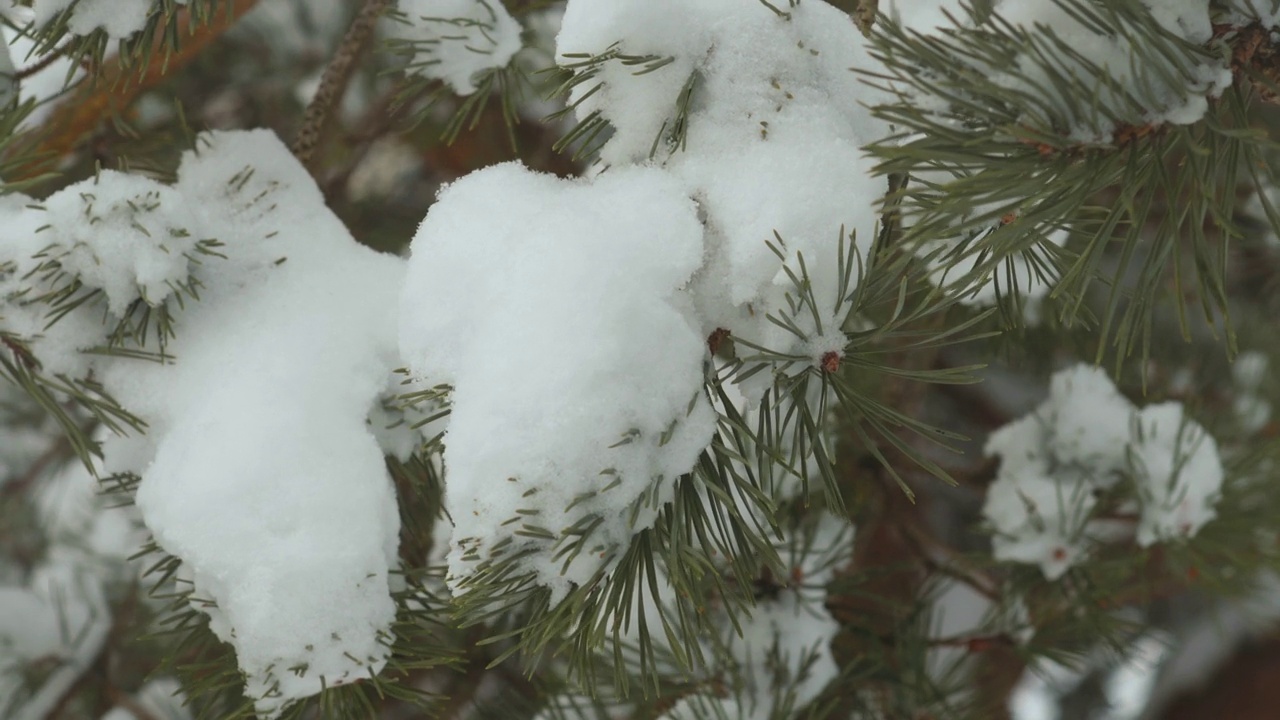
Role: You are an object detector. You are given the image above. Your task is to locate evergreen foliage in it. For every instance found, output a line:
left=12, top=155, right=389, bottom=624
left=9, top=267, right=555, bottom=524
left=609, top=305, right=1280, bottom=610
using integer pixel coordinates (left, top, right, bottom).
left=0, top=1, right=1279, bottom=720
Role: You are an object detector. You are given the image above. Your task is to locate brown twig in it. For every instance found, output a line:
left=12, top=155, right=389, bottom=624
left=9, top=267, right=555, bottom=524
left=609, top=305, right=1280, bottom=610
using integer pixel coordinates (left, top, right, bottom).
left=900, top=519, right=1003, bottom=602
left=292, top=0, right=393, bottom=170
left=0, top=433, right=71, bottom=501
left=13, top=40, right=74, bottom=82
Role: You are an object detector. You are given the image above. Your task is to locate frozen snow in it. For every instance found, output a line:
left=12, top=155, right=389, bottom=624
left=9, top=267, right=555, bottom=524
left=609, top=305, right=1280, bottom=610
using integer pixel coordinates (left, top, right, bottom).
left=390, top=0, right=524, bottom=95
left=984, top=365, right=1225, bottom=578
left=399, top=162, right=715, bottom=603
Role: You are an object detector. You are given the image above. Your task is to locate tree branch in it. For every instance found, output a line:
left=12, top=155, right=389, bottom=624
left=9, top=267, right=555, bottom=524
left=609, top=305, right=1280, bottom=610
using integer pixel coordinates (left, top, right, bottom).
left=10, top=0, right=261, bottom=181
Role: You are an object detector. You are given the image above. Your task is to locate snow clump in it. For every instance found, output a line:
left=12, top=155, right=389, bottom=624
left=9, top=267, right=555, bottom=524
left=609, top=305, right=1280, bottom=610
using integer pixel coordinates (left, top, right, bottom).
left=0, top=130, right=406, bottom=717
left=983, top=364, right=1224, bottom=579
left=556, top=0, right=889, bottom=390
left=892, top=0, right=1230, bottom=144
left=389, top=0, right=524, bottom=95
left=0, top=173, right=209, bottom=378
left=399, top=162, right=716, bottom=603
left=33, top=0, right=154, bottom=40
left=107, top=130, right=405, bottom=716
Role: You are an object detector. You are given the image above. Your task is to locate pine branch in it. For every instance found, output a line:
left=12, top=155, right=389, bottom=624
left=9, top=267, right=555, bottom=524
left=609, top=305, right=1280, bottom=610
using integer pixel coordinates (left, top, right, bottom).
left=12, top=40, right=73, bottom=82
left=9, top=0, right=262, bottom=181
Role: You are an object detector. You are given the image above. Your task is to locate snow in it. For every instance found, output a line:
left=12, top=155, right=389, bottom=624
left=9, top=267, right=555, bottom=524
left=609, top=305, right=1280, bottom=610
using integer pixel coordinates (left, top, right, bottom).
left=34, top=0, right=154, bottom=40
left=978, top=0, right=1227, bottom=143
left=984, top=471, right=1098, bottom=580
left=389, top=0, right=524, bottom=95
left=1043, top=365, right=1135, bottom=483
left=983, top=364, right=1225, bottom=578
left=0, top=194, right=103, bottom=377
left=888, top=0, right=1228, bottom=303
left=2, top=20, right=83, bottom=131
left=925, top=222, right=1067, bottom=309
left=557, top=0, right=887, bottom=384
left=90, top=130, right=407, bottom=716
left=37, top=446, right=148, bottom=565
left=724, top=513, right=848, bottom=719
left=1, top=566, right=111, bottom=720
left=1232, top=351, right=1272, bottom=434
left=1231, top=0, right=1280, bottom=27
left=624, top=513, right=849, bottom=720
left=885, top=0, right=971, bottom=34
left=38, top=171, right=204, bottom=316
left=399, top=162, right=715, bottom=603
left=0, top=130, right=408, bottom=716
left=1128, top=403, right=1223, bottom=546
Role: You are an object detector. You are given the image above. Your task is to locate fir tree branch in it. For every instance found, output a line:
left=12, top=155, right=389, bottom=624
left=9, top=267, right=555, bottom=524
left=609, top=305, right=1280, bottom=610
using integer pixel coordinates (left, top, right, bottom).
left=292, top=0, right=394, bottom=170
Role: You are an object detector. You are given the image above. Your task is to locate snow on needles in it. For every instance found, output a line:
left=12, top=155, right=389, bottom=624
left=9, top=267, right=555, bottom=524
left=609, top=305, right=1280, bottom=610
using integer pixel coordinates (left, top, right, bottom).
left=399, top=163, right=716, bottom=603
left=393, top=0, right=898, bottom=605
left=983, top=365, right=1224, bottom=579
left=0, top=173, right=210, bottom=379
left=556, top=0, right=888, bottom=388
left=890, top=0, right=1229, bottom=307
left=113, top=131, right=405, bottom=715
left=0, top=130, right=405, bottom=717
left=33, top=0, right=154, bottom=40
left=893, top=0, right=1229, bottom=145
left=389, top=0, right=523, bottom=95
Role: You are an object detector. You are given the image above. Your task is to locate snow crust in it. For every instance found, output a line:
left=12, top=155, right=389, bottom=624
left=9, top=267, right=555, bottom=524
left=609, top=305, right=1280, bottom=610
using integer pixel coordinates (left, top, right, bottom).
left=983, top=365, right=1224, bottom=579
left=390, top=0, right=523, bottom=95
